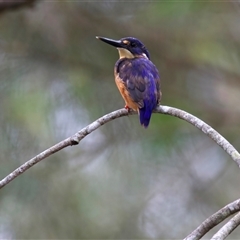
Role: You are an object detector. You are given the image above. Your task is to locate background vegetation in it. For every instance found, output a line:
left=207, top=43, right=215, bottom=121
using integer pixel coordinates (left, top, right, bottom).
left=0, top=1, right=240, bottom=238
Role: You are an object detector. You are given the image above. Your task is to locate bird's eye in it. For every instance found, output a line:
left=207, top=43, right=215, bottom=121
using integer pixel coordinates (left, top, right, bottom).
left=130, top=42, right=137, bottom=47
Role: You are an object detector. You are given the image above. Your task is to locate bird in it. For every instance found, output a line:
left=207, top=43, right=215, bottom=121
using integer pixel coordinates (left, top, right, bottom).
left=96, top=36, right=161, bottom=128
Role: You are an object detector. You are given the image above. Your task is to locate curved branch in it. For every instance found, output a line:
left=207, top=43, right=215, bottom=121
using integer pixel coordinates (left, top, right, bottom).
left=157, top=106, right=240, bottom=167
left=184, top=199, right=240, bottom=240
left=0, top=105, right=239, bottom=190
left=0, top=108, right=131, bottom=189
left=211, top=211, right=240, bottom=240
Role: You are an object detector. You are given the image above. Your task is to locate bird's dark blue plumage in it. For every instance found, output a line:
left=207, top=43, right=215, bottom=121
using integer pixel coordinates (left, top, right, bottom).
left=96, top=36, right=161, bottom=128
left=115, top=57, right=160, bottom=127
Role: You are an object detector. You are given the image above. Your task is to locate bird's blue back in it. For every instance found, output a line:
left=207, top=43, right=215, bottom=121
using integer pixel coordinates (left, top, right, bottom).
left=115, top=57, right=160, bottom=127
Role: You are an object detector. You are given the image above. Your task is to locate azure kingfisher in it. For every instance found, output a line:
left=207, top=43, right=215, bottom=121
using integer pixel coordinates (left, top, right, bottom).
left=96, top=36, right=161, bottom=128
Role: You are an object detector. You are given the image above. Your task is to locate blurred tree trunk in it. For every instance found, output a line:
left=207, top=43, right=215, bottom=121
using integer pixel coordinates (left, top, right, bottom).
left=0, top=0, right=38, bottom=13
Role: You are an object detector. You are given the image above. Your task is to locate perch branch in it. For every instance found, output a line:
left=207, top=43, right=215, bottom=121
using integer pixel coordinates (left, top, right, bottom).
left=184, top=198, right=240, bottom=240
left=0, top=105, right=240, bottom=190
left=157, top=106, right=240, bottom=167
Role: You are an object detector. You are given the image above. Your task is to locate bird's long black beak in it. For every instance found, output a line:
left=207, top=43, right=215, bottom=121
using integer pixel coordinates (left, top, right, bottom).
left=96, top=36, right=123, bottom=48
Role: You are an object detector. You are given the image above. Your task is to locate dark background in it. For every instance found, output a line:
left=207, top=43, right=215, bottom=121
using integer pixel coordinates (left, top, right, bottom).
left=0, top=1, right=240, bottom=239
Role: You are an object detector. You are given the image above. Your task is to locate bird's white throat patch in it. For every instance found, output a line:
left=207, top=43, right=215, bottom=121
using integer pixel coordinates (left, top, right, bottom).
left=117, top=48, right=134, bottom=59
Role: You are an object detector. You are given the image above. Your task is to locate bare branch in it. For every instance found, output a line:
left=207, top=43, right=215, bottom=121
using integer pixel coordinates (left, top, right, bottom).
left=0, top=105, right=239, bottom=190
left=158, top=106, right=240, bottom=167
left=0, top=108, right=131, bottom=189
left=184, top=199, right=240, bottom=240
left=211, top=211, right=240, bottom=240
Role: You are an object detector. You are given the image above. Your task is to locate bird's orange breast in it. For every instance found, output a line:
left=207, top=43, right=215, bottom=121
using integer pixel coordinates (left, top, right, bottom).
left=115, top=74, right=139, bottom=111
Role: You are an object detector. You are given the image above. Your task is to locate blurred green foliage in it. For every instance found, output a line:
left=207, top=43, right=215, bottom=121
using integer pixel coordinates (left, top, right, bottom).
left=0, top=1, right=240, bottom=239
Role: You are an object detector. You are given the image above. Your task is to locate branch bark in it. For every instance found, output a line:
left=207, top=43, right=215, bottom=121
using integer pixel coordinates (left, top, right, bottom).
left=0, top=105, right=240, bottom=190
left=184, top=199, right=240, bottom=240
left=211, top=211, right=240, bottom=240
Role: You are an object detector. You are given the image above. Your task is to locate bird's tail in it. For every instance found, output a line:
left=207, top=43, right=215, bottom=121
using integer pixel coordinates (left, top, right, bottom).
left=139, top=107, right=153, bottom=128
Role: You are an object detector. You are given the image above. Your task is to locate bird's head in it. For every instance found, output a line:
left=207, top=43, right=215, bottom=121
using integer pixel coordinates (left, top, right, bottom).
left=96, top=36, right=150, bottom=60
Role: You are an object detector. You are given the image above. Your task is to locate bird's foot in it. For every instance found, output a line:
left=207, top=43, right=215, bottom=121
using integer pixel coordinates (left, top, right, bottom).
left=124, top=105, right=131, bottom=112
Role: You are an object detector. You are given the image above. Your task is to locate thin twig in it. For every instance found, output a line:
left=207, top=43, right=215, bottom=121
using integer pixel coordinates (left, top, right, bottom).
left=211, top=211, right=240, bottom=240
left=184, top=199, right=240, bottom=240
left=0, top=105, right=239, bottom=190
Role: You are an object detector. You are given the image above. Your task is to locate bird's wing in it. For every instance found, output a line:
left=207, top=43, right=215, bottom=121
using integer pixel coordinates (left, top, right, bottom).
left=118, top=58, right=160, bottom=108
left=154, top=73, right=161, bottom=104
left=126, top=76, right=146, bottom=108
